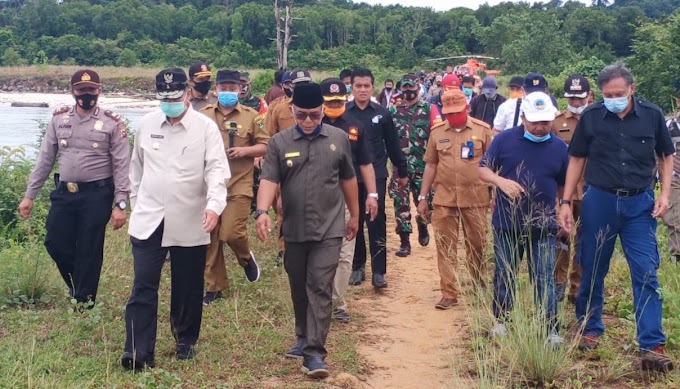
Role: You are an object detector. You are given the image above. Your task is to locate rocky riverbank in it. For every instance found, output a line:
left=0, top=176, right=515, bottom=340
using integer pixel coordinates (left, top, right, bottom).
left=0, top=75, right=156, bottom=99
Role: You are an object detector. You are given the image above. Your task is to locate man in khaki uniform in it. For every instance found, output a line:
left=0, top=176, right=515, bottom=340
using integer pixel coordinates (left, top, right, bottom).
left=417, top=89, right=492, bottom=310
left=551, top=74, right=592, bottom=303
left=19, top=69, right=130, bottom=305
left=188, top=61, right=217, bottom=111
left=201, top=69, right=269, bottom=305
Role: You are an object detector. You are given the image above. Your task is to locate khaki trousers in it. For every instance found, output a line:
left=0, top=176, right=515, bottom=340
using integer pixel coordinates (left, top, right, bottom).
left=555, top=200, right=582, bottom=299
left=663, top=186, right=680, bottom=256
left=204, top=196, right=251, bottom=292
left=431, top=205, right=488, bottom=299
left=332, top=207, right=354, bottom=311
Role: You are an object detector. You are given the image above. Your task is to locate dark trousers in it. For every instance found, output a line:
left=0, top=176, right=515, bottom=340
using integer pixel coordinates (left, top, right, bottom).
left=353, top=178, right=387, bottom=274
left=285, top=238, right=342, bottom=359
left=44, top=182, right=113, bottom=303
left=124, top=222, right=207, bottom=361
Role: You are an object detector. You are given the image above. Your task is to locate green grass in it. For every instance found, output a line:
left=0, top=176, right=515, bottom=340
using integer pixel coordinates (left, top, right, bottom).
left=0, top=221, right=364, bottom=388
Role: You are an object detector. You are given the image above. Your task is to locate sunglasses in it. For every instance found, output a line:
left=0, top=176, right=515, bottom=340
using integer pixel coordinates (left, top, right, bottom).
left=294, top=111, right=323, bottom=121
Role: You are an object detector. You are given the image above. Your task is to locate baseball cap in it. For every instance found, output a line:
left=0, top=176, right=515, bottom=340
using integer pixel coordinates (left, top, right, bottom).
left=563, top=74, right=591, bottom=98
left=189, top=61, right=211, bottom=79
left=523, top=73, right=548, bottom=93
left=442, top=73, right=461, bottom=90
left=155, top=68, right=188, bottom=99
left=282, top=71, right=293, bottom=84
left=291, top=69, right=312, bottom=84
left=216, top=69, right=240, bottom=84
left=520, top=92, right=557, bottom=122
left=292, top=83, right=323, bottom=109
left=400, top=73, right=418, bottom=87
left=320, top=78, right=347, bottom=101
left=441, top=89, right=467, bottom=114
left=71, top=69, right=101, bottom=90
left=509, top=76, right=525, bottom=88
left=481, top=76, right=498, bottom=95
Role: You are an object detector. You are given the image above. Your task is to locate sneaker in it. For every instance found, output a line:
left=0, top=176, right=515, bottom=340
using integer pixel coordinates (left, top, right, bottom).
left=285, top=337, right=305, bottom=359
left=121, top=351, right=155, bottom=370
left=332, top=308, right=351, bottom=323
left=489, top=323, right=508, bottom=338
left=578, top=334, right=600, bottom=351
left=641, top=344, right=674, bottom=373
left=301, top=356, right=330, bottom=379
left=176, top=344, right=197, bottom=360
left=203, top=291, right=223, bottom=306
left=547, top=333, right=565, bottom=347
left=349, top=268, right=365, bottom=286
left=434, top=297, right=458, bottom=310
left=244, top=251, right=260, bottom=282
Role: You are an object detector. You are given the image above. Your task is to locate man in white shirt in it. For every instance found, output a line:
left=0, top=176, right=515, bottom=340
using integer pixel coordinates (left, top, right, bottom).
left=121, top=68, right=230, bottom=370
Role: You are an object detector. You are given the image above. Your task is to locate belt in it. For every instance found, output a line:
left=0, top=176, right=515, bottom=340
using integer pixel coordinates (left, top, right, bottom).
left=597, top=186, right=648, bottom=197
left=58, top=177, right=113, bottom=193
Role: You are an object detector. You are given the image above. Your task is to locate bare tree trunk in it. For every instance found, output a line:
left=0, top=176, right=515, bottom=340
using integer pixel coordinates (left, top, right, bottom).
left=282, top=0, right=293, bottom=70
left=274, top=0, right=283, bottom=68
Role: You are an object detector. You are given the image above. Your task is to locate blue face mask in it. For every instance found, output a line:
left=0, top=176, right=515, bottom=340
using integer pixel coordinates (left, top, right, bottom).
left=463, top=87, right=473, bottom=97
left=603, top=95, right=630, bottom=113
left=160, top=101, right=186, bottom=118
left=345, top=84, right=352, bottom=93
left=523, top=130, right=551, bottom=143
left=218, top=91, right=239, bottom=107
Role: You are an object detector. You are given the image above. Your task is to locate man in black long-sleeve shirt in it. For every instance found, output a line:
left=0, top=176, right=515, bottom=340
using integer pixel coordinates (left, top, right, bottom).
left=346, top=68, right=408, bottom=288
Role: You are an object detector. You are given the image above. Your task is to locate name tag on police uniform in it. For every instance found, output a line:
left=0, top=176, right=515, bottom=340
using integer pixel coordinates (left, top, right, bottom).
left=285, top=152, right=300, bottom=158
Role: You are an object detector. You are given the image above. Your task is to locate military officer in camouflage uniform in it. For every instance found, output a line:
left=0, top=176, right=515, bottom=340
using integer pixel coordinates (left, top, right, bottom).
left=663, top=80, right=680, bottom=263
left=389, top=73, right=434, bottom=256
left=19, top=69, right=130, bottom=305
left=551, top=74, right=592, bottom=302
left=238, top=72, right=268, bottom=115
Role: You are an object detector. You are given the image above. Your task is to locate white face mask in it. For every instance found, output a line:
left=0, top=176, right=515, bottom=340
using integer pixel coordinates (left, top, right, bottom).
left=567, top=104, right=587, bottom=115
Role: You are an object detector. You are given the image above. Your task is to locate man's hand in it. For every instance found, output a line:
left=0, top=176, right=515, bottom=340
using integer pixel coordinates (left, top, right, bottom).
left=227, top=147, right=246, bottom=160
left=497, top=178, right=525, bottom=200
left=255, top=214, right=272, bottom=242
left=346, top=215, right=359, bottom=241
left=417, top=199, right=430, bottom=222
left=203, top=209, right=219, bottom=233
left=557, top=204, right=574, bottom=234
left=397, top=177, right=408, bottom=187
left=365, top=197, right=378, bottom=221
left=18, top=197, right=34, bottom=220
left=254, top=156, right=264, bottom=168
left=110, top=207, right=127, bottom=230
left=652, top=194, right=670, bottom=218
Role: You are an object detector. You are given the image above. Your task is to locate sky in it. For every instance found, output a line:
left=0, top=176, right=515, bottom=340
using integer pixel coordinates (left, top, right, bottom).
left=355, top=0, right=589, bottom=11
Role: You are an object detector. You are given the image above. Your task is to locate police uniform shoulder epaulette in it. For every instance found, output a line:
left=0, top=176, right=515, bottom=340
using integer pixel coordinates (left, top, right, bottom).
left=200, top=103, right=217, bottom=113
left=469, top=116, right=491, bottom=130
left=53, top=106, right=70, bottom=116
left=431, top=120, right=448, bottom=131
left=637, top=99, right=664, bottom=113
left=104, top=110, right=122, bottom=122
left=555, top=110, right=566, bottom=118
left=241, top=104, right=258, bottom=114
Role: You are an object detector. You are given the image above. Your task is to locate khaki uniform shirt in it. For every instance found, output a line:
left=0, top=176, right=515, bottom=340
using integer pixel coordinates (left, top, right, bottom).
left=189, top=92, right=217, bottom=112
left=667, top=117, right=680, bottom=188
left=552, top=109, right=585, bottom=199
left=128, top=107, right=230, bottom=247
left=25, top=106, right=130, bottom=202
left=264, top=96, right=294, bottom=136
left=424, top=117, right=492, bottom=208
left=200, top=103, right=269, bottom=198
left=260, top=124, right=356, bottom=243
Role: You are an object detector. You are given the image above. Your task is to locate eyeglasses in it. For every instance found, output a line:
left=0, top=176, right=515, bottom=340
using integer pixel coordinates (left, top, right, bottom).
left=294, top=111, right=323, bottom=121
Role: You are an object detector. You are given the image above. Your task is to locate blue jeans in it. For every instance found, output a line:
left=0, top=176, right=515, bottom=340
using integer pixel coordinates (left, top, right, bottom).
left=576, top=186, right=665, bottom=351
left=492, top=228, right=558, bottom=330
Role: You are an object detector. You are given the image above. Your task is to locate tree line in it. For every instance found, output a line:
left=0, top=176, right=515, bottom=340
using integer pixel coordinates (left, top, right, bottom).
left=0, top=0, right=679, bottom=109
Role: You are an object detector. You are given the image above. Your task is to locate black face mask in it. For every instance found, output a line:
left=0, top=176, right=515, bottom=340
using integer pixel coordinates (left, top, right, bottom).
left=385, top=87, right=393, bottom=92
left=403, top=90, right=418, bottom=101
left=284, top=87, right=293, bottom=98
left=193, top=80, right=212, bottom=95
left=75, top=93, right=98, bottom=110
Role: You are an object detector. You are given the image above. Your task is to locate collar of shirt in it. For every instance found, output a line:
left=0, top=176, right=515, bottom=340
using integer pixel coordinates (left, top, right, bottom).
left=213, top=102, right=244, bottom=117
left=72, top=106, right=102, bottom=122
left=513, top=125, right=555, bottom=143
left=600, top=97, right=641, bottom=119
left=292, top=123, right=330, bottom=140
left=443, top=117, right=473, bottom=133
left=347, top=100, right=377, bottom=112
left=190, top=92, right=214, bottom=101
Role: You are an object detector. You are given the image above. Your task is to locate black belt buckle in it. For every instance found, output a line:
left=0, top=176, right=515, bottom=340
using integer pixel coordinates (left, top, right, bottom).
left=615, top=188, right=631, bottom=197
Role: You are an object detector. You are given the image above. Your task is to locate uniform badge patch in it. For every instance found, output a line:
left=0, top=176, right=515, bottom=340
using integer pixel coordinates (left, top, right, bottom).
left=330, top=84, right=340, bottom=93
left=330, top=144, right=336, bottom=151
left=286, top=160, right=293, bottom=167
left=285, top=152, right=300, bottom=158
left=94, top=120, right=104, bottom=131
left=348, top=127, right=359, bottom=141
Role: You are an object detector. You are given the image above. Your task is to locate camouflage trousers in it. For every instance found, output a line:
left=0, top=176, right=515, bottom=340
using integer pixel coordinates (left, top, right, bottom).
left=662, top=185, right=680, bottom=256
left=388, top=171, right=433, bottom=234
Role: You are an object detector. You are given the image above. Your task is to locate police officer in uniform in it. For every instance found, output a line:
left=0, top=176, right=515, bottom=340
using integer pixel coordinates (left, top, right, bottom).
left=551, top=74, right=592, bottom=303
left=255, top=83, right=359, bottom=379
left=19, top=69, right=130, bottom=304
left=663, top=80, right=680, bottom=263
left=320, top=77, right=378, bottom=323
left=200, top=70, right=269, bottom=305
left=188, top=61, right=217, bottom=111
left=417, top=90, right=493, bottom=309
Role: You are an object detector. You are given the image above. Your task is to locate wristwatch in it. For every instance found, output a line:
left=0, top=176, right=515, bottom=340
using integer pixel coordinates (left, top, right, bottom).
left=368, top=193, right=379, bottom=199
left=254, top=209, right=269, bottom=218
left=418, top=195, right=427, bottom=202
left=559, top=199, right=572, bottom=206
left=115, top=200, right=127, bottom=210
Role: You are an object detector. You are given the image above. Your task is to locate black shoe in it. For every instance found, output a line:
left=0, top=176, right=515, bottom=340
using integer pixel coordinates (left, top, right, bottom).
left=275, top=250, right=284, bottom=267
left=372, top=273, right=388, bottom=288
left=203, top=291, right=223, bottom=306
left=285, top=337, right=305, bottom=359
left=332, top=308, right=351, bottom=323
left=121, top=352, right=155, bottom=371
left=176, top=344, right=197, bottom=360
left=349, top=268, right=365, bottom=285
left=301, top=356, right=330, bottom=378
left=396, top=233, right=411, bottom=257
left=244, top=251, right=260, bottom=282
left=418, top=224, right=430, bottom=247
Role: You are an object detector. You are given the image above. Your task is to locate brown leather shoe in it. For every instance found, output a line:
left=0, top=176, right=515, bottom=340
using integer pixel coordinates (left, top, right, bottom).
left=641, top=345, right=674, bottom=373
left=435, top=297, right=458, bottom=310
left=578, top=334, right=600, bottom=351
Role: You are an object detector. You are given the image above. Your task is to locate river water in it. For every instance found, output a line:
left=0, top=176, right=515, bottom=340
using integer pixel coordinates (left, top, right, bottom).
left=0, top=93, right=157, bottom=154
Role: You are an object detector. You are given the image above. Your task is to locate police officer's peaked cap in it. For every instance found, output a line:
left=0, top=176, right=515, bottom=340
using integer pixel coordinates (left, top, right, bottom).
left=216, top=70, right=241, bottom=84
left=563, top=74, right=591, bottom=98
left=71, top=69, right=101, bottom=90
left=320, top=78, right=347, bottom=101
left=292, top=83, right=323, bottom=109
left=189, top=61, right=211, bottom=79
left=155, top=68, right=187, bottom=99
